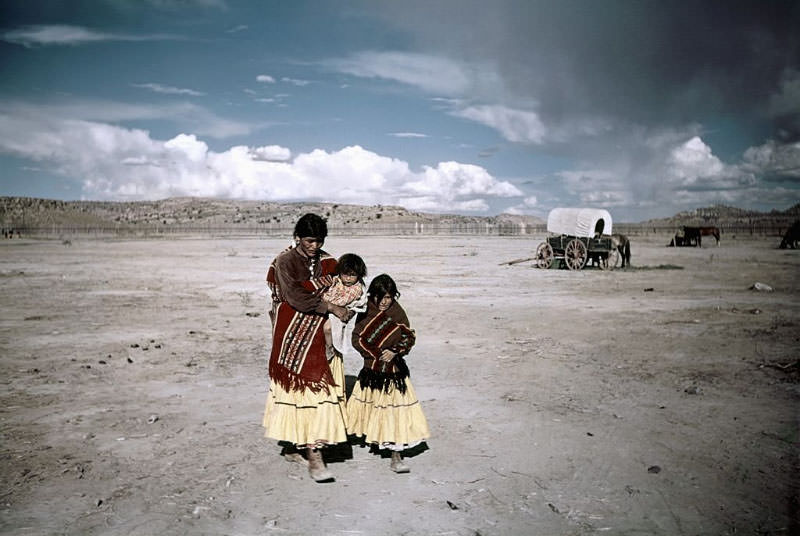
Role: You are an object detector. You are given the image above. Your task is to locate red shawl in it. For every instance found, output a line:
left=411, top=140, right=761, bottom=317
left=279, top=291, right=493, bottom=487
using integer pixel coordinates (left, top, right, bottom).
left=351, top=300, right=415, bottom=393
left=267, top=248, right=337, bottom=393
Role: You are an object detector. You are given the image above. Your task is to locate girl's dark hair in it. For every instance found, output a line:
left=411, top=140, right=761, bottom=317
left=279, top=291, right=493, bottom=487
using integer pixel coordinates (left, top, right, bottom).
left=368, top=273, right=400, bottom=304
left=336, top=253, right=367, bottom=280
left=293, top=213, right=328, bottom=239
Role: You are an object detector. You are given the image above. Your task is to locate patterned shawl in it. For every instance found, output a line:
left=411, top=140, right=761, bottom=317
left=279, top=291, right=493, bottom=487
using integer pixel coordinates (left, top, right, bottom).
left=351, top=300, right=416, bottom=393
left=267, top=247, right=337, bottom=393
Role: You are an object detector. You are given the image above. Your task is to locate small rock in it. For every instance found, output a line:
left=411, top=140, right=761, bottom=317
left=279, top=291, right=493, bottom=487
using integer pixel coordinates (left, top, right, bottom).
left=127, top=357, right=133, bottom=363
left=130, top=343, right=139, bottom=348
left=446, top=500, right=459, bottom=510
left=647, top=465, right=661, bottom=474
left=147, top=415, right=159, bottom=424
left=643, top=287, right=654, bottom=292
left=749, top=282, right=773, bottom=292
left=684, top=385, right=702, bottom=395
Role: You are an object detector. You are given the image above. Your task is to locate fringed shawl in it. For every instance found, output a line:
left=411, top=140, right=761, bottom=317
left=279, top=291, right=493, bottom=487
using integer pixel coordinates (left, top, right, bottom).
left=267, top=247, right=338, bottom=393
left=352, top=300, right=416, bottom=393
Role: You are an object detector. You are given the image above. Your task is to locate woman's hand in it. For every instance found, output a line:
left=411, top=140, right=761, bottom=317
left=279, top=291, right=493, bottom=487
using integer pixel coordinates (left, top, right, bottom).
left=326, top=302, right=350, bottom=322
left=379, top=349, right=396, bottom=362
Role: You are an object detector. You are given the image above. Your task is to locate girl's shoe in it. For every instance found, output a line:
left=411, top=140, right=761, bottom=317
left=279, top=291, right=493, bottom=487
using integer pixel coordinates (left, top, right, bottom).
left=390, top=452, right=410, bottom=473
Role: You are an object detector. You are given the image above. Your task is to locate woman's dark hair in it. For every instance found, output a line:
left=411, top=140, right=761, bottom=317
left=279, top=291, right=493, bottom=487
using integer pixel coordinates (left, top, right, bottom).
left=368, top=273, right=400, bottom=304
left=336, top=253, right=367, bottom=280
left=293, top=213, right=328, bottom=239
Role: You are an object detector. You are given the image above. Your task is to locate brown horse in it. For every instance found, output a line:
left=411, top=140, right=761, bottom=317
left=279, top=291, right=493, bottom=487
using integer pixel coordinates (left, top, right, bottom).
left=611, top=233, right=631, bottom=267
left=676, top=226, right=720, bottom=247
left=779, top=220, right=800, bottom=249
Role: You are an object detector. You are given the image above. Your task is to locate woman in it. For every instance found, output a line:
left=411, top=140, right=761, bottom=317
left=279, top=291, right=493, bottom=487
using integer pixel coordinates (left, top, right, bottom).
left=262, top=213, right=351, bottom=482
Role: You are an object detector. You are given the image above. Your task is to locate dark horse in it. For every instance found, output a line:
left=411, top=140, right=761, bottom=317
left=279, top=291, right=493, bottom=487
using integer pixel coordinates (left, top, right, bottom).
left=672, top=225, right=720, bottom=247
left=611, top=233, right=631, bottom=267
left=779, top=220, right=800, bottom=249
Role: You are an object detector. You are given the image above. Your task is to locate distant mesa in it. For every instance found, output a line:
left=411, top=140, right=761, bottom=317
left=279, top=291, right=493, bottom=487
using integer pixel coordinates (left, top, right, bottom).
left=0, top=196, right=543, bottom=235
left=0, top=196, right=796, bottom=237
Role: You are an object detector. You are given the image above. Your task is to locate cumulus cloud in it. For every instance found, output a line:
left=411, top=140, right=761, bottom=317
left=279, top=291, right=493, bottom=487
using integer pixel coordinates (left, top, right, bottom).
left=256, top=74, right=275, bottom=83
left=668, top=136, right=726, bottom=184
left=502, top=195, right=539, bottom=215
left=2, top=25, right=180, bottom=47
left=0, top=110, right=520, bottom=212
left=133, top=83, right=204, bottom=96
left=742, top=140, right=800, bottom=180
left=250, top=145, right=291, bottom=162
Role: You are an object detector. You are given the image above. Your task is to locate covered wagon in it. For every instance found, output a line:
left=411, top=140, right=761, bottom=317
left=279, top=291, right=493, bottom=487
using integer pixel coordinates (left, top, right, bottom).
left=535, top=208, right=619, bottom=270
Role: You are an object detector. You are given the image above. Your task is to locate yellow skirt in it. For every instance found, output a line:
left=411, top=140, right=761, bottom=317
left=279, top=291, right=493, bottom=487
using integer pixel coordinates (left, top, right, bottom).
left=262, top=355, right=348, bottom=447
left=346, top=376, right=430, bottom=451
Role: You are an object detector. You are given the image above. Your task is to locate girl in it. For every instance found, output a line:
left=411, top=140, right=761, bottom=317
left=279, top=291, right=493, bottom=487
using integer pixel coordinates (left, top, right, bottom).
left=347, top=274, right=430, bottom=473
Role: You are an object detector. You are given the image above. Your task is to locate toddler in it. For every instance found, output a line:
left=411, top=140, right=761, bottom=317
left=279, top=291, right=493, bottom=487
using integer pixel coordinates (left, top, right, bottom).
left=322, top=253, right=368, bottom=360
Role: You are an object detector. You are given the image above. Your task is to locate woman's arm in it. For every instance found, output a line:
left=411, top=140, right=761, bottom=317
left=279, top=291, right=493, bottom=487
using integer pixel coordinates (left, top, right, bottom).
left=274, top=253, right=327, bottom=314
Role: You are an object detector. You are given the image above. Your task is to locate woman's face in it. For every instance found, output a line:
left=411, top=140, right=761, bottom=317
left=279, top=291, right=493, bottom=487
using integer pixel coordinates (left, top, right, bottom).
left=378, top=294, right=393, bottom=311
left=296, top=236, right=323, bottom=258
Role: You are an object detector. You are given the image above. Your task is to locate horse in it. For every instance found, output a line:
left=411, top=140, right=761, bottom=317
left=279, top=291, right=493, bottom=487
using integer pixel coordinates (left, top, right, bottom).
left=779, top=220, right=800, bottom=249
left=681, top=226, right=720, bottom=247
left=611, top=233, right=631, bottom=268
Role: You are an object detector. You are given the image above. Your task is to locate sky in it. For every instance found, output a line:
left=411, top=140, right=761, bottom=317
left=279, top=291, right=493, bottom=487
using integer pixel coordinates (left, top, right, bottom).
left=1, top=0, right=799, bottom=222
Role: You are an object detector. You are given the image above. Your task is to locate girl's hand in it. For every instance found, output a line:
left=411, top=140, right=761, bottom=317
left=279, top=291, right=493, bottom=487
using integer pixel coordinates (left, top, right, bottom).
left=379, top=349, right=396, bottom=362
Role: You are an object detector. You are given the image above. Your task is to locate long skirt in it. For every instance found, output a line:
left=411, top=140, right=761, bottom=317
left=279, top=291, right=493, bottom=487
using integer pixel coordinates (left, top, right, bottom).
left=262, top=355, right=348, bottom=448
left=346, top=375, right=430, bottom=451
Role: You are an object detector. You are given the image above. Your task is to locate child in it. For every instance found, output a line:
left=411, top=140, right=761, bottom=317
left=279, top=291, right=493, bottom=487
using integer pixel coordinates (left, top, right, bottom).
left=347, top=274, right=430, bottom=473
left=321, top=253, right=368, bottom=360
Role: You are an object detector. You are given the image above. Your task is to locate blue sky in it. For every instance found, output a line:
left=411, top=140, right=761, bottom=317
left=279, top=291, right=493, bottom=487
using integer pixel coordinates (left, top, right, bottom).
left=1, top=0, right=798, bottom=221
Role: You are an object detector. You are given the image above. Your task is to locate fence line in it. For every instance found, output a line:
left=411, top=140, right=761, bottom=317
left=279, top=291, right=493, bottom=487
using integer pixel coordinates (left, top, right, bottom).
left=3, top=221, right=795, bottom=239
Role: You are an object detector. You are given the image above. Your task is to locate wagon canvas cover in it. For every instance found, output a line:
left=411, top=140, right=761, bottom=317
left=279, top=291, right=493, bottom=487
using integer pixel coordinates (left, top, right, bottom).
left=546, top=208, right=613, bottom=238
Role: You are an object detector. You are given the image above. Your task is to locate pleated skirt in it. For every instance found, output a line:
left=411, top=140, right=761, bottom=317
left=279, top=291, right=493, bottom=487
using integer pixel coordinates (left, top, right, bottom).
left=262, top=355, right=348, bottom=448
left=346, top=375, right=430, bottom=451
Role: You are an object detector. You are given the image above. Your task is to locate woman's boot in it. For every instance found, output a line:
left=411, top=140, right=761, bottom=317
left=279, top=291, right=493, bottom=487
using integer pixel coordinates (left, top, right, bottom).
left=390, top=451, right=410, bottom=473
left=307, top=447, right=334, bottom=482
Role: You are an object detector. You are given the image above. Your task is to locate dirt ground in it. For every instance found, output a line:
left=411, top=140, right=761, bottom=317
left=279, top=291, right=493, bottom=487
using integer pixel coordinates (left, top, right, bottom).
left=0, top=233, right=798, bottom=535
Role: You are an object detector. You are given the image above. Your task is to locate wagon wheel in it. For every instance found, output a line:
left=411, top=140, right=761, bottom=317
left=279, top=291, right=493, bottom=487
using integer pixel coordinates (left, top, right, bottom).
left=564, top=239, right=587, bottom=270
left=601, top=248, right=619, bottom=271
left=535, top=242, right=553, bottom=269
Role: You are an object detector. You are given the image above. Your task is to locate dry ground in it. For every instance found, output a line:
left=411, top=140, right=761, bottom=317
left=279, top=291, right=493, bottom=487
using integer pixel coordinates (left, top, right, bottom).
left=0, top=233, right=798, bottom=535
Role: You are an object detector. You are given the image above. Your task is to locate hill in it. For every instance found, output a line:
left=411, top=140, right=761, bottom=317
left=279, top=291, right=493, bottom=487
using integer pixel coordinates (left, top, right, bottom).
left=1, top=197, right=797, bottom=236
left=639, top=203, right=800, bottom=230
left=0, top=197, right=545, bottom=234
